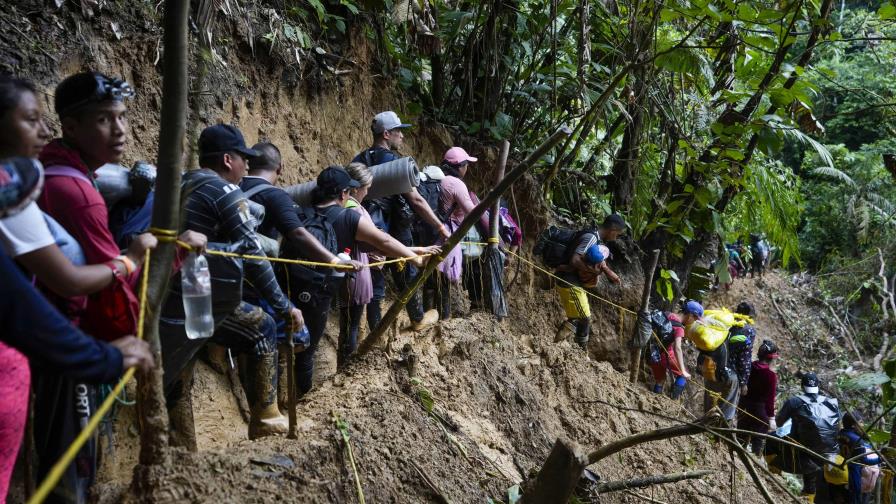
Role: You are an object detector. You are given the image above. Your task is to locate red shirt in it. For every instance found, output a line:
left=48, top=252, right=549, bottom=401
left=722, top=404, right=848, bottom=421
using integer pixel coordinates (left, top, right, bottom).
left=37, top=140, right=136, bottom=327
left=744, top=360, right=778, bottom=418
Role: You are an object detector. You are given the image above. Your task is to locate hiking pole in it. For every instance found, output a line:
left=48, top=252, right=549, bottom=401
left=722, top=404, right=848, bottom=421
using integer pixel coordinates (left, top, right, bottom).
left=357, top=126, right=572, bottom=356
left=487, top=140, right=511, bottom=320
left=287, top=333, right=297, bottom=439
left=628, top=249, right=661, bottom=383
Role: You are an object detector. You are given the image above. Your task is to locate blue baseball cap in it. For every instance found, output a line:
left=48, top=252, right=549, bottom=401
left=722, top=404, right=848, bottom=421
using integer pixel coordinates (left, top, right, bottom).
left=583, top=244, right=606, bottom=265
left=682, top=300, right=704, bottom=318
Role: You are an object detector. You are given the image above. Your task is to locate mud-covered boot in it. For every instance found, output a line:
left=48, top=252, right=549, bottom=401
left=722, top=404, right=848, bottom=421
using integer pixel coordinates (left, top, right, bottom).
left=554, top=320, right=576, bottom=343
left=247, top=352, right=289, bottom=440
left=411, top=309, right=440, bottom=331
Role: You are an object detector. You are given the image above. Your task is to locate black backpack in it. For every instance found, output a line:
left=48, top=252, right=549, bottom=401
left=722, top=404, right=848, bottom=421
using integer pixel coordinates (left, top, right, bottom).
left=413, top=178, right=445, bottom=245
left=534, top=226, right=596, bottom=267
left=417, top=178, right=442, bottom=215
left=283, top=206, right=338, bottom=258
left=792, top=394, right=841, bottom=455
left=646, top=310, right=684, bottom=365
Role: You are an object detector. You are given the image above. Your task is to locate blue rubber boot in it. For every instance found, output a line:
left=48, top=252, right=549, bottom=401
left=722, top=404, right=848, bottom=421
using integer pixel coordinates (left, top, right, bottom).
left=652, top=384, right=663, bottom=394
left=670, top=376, right=687, bottom=399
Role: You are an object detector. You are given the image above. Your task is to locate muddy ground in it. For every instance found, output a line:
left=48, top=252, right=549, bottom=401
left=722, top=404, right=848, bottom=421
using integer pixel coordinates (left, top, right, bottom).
left=0, top=2, right=828, bottom=502
left=88, top=266, right=796, bottom=504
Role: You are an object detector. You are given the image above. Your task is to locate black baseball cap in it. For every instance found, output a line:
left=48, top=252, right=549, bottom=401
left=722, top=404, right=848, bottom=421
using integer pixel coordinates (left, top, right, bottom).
left=317, top=165, right=360, bottom=194
left=801, top=372, right=819, bottom=394
left=198, top=124, right=261, bottom=159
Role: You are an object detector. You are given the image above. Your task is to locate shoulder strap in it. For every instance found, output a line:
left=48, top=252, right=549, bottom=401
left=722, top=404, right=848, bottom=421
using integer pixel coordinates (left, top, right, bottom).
left=44, top=165, right=92, bottom=185
left=242, top=182, right=276, bottom=200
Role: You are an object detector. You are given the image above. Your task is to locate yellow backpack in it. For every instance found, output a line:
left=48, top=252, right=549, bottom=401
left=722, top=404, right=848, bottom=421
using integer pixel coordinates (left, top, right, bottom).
left=824, top=455, right=849, bottom=486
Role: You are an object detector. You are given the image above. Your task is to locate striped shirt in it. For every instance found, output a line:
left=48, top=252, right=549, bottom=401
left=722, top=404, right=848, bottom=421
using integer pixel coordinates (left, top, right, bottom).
left=182, top=169, right=291, bottom=315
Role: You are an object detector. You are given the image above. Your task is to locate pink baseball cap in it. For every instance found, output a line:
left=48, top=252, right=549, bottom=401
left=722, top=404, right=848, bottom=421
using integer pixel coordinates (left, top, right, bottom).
left=443, top=146, right=478, bottom=165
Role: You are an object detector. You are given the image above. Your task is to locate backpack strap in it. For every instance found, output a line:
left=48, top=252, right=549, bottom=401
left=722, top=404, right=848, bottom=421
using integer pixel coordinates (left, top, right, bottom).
left=242, top=182, right=277, bottom=200
left=44, top=165, right=93, bottom=185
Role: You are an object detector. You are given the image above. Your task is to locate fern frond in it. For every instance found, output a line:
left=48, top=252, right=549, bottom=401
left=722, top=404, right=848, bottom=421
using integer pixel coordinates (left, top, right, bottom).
left=812, top=166, right=857, bottom=187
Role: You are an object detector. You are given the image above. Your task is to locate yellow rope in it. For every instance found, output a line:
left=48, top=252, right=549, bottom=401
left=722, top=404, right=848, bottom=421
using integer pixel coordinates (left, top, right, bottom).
left=503, top=248, right=638, bottom=315
left=27, top=248, right=153, bottom=504
left=27, top=233, right=864, bottom=502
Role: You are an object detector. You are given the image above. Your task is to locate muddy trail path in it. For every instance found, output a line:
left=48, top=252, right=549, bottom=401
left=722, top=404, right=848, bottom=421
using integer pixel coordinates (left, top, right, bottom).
left=91, top=269, right=816, bottom=504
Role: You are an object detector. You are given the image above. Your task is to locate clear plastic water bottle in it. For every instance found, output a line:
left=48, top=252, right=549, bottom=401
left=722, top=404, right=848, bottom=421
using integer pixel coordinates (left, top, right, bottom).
left=332, top=248, right=351, bottom=278
left=182, top=252, right=214, bottom=339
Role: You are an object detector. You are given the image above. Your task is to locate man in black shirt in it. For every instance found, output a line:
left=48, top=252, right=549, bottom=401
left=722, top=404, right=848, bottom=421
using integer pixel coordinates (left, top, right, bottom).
left=181, top=125, right=302, bottom=439
left=352, top=111, right=446, bottom=331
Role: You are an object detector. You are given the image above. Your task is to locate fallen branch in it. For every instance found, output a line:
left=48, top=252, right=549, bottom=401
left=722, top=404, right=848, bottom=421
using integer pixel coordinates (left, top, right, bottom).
left=770, top=294, right=802, bottom=345
left=812, top=294, right=863, bottom=362
left=595, top=470, right=714, bottom=493
left=587, top=413, right=721, bottom=465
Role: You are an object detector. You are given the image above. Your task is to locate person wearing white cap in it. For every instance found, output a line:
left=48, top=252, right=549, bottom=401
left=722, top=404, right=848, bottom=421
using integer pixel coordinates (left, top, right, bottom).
left=775, top=371, right=842, bottom=502
left=352, top=111, right=448, bottom=331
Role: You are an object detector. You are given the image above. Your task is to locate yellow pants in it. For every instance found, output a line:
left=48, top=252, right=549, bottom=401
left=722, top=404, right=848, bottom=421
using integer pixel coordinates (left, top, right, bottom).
left=556, top=285, right=591, bottom=319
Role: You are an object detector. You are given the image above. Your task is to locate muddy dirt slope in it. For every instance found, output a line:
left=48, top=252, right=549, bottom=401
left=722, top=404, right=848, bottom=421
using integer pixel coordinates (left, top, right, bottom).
left=95, top=273, right=792, bottom=504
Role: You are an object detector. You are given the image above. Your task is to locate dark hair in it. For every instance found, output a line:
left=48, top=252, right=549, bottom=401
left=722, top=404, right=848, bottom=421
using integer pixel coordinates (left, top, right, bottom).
left=249, top=142, right=281, bottom=172
left=55, top=71, right=134, bottom=118
left=602, top=214, right=626, bottom=231
left=198, top=152, right=226, bottom=170
left=0, top=75, right=37, bottom=117
left=440, top=160, right=466, bottom=179
left=735, top=301, right=755, bottom=316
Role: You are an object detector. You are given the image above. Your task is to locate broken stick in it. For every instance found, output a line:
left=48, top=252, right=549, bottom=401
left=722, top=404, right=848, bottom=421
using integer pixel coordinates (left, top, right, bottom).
left=595, top=469, right=714, bottom=493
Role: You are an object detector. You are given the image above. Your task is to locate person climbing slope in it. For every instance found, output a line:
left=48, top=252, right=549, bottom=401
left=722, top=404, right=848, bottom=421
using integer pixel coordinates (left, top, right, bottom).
left=681, top=300, right=739, bottom=421
left=645, top=308, right=690, bottom=399
left=737, top=339, right=779, bottom=454
left=776, top=372, right=842, bottom=502
left=352, top=111, right=446, bottom=332
left=537, top=214, right=625, bottom=349
left=729, top=301, right=757, bottom=399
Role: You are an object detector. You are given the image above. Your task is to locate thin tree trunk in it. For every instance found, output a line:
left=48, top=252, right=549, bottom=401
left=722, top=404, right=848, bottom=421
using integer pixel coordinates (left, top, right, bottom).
left=135, top=0, right=191, bottom=467
left=356, top=127, right=572, bottom=356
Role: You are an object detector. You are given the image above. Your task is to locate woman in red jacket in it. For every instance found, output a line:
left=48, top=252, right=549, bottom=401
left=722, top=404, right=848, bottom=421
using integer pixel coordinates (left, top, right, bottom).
left=738, top=340, right=780, bottom=454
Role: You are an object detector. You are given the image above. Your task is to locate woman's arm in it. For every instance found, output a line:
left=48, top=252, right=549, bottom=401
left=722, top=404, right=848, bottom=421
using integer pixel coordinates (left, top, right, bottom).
left=673, top=338, right=690, bottom=378
left=18, top=244, right=124, bottom=297
left=355, top=215, right=423, bottom=267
